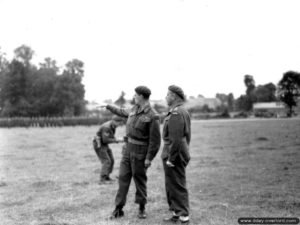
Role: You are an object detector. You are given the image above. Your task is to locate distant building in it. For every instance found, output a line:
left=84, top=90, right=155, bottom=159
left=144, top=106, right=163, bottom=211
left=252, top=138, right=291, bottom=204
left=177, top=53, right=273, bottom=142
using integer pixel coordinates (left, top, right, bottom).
left=253, top=102, right=286, bottom=117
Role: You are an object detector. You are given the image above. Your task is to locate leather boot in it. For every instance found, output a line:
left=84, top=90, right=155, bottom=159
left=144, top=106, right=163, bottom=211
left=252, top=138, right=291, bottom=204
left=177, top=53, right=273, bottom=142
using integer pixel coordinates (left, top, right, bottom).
left=110, top=206, right=124, bottom=219
left=137, top=204, right=146, bottom=219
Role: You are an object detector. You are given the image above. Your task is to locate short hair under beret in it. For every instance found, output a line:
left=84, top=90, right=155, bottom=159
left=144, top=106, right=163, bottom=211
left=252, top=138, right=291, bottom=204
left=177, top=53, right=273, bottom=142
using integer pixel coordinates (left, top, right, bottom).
left=135, top=86, right=151, bottom=99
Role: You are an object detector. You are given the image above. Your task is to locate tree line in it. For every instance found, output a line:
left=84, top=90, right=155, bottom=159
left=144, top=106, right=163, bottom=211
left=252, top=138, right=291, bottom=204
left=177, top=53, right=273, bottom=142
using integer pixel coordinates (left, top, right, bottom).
left=0, top=45, right=86, bottom=117
left=184, top=72, right=300, bottom=117
left=235, top=73, right=300, bottom=116
left=1, top=45, right=300, bottom=118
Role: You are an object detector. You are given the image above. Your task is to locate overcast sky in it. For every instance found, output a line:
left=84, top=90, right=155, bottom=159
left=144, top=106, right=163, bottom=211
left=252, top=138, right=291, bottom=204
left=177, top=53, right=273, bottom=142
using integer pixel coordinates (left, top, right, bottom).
left=1, top=0, right=300, bottom=102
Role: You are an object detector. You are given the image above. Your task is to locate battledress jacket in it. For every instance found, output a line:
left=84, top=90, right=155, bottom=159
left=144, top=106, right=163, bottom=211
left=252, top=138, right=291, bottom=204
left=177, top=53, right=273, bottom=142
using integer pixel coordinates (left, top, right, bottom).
left=106, top=103, right=161, bottom=161
left=161, top=102, right=191, bottom=166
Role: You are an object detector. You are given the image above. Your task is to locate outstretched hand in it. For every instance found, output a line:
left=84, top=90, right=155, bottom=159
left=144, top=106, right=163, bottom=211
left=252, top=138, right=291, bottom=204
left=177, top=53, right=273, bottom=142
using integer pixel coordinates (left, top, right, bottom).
left=115, top=137, right=124, bottom=143
left=166, top=160, right=175, bottom=167
left=96, top=105, right=107, bottom=109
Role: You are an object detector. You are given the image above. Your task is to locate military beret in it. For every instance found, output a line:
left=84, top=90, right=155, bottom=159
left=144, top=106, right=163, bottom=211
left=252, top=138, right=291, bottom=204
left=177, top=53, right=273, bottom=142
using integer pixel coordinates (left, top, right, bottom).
left=168, top=85, right=185, bottom=100
left=112, top=115, right=123, bottom=122
left=135, top=86, right=151, bottom=99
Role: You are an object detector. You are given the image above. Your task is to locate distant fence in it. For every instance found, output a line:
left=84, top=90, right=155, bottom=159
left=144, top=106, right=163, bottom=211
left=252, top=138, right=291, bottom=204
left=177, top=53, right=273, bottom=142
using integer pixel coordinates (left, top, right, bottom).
left=0, top=116, right=112, bottom=128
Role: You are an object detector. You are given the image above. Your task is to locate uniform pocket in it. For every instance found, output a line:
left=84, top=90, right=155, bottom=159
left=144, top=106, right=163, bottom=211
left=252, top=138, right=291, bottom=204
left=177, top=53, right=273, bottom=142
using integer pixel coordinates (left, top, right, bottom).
left=135, top=115, right=151, bottom=130
left=135, top=120, right=149, bottom=132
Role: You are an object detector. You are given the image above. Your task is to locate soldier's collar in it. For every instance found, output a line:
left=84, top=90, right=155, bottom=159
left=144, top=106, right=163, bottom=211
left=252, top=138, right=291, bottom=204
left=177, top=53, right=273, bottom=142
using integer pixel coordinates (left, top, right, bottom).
left=169, top=102, right=183, bottom=113
left=137, top=102, right=151, bottom=114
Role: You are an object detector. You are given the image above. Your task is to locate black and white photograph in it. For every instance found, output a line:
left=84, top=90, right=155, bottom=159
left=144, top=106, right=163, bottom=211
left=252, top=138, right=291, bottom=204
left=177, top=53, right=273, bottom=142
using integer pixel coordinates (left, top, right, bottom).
left=0, top=0, right=300, bottom=224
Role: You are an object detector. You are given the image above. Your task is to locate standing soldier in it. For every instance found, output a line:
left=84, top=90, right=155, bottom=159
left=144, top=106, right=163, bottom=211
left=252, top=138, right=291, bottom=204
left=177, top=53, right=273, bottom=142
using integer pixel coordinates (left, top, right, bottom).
left=94, top=115, right=124, bottom=184
left=103, top=86, right=161, bottom=219
left=162, top=85, right=191, bottom=224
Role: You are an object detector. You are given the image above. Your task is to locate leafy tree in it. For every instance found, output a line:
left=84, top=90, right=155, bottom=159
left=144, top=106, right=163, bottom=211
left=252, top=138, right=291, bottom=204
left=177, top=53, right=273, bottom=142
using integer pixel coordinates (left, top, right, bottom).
left=0, top=60, right=30, bottom=116
left=0, top=47, right=8, bottom=73
left=0, top=48, right=9, bottom=109
left=277, top=71, right=300, bottom=116
left=215, top=93, right=235, bottom=112
left=63, top=59, right=85, bottom=115
left=216, top=93, right=228, bottom=105
left=50, top=59, right=85, bottom=116
left=1, top=45, right=39, bottom=116
left=244, top=75, right=256, bottom=96
left=254, top=83, right=277, bottom=102
left=237, top=77, right=277, bottom=112
left=202, top=104, right=212, bottom=113
left=228, top=93, right=234, bottom=111
left=14, top=45, right=34, bottom=66
left=235, top=95, right=252, bottom=112
left=1, top=46, right=35, bottom=116
left=39, top=57, right=59, bottom=72
left=236, top=75, right=256, bottom=111
left=65, top=59, right=84, bottom=80
left=27, top=58, right=58, bottom=116
left=0, top=46, right=86, bottom=117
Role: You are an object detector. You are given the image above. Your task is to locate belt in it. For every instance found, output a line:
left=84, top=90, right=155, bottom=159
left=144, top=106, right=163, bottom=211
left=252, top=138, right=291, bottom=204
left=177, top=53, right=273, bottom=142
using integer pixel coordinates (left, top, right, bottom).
left=127, top=137, right=148, bottom=146
left=163, top=137, right=186, bottom=145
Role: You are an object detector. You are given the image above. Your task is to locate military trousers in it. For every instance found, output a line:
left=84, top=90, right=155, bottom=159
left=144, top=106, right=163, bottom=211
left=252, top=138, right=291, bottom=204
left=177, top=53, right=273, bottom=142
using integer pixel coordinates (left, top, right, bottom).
left=96, top=146, right=114, bottom=179
left=115, top=143, right=148, bottom=207
left=163, top=155, right=189, bottom=217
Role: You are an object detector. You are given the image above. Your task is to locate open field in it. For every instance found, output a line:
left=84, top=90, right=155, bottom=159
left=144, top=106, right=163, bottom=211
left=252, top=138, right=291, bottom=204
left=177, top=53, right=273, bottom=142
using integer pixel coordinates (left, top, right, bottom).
left=0, top=118, right=299, bottom=225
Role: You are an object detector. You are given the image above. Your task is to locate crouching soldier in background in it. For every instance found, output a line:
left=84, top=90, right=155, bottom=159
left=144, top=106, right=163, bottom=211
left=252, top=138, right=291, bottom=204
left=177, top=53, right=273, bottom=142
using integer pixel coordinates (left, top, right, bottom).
left=94, top=115, right=124, bottom=184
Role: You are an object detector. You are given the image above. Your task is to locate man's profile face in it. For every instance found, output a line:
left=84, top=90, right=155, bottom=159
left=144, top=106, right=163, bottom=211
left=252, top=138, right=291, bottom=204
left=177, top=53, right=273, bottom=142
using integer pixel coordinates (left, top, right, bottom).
left=166, top=90, right=175, bottom=106
left=134, top=92, right=143, bottom=105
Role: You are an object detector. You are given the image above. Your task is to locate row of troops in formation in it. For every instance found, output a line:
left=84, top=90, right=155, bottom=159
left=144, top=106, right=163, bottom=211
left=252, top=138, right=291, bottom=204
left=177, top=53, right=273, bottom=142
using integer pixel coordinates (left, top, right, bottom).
left=94, top=85, right=191, bottom=224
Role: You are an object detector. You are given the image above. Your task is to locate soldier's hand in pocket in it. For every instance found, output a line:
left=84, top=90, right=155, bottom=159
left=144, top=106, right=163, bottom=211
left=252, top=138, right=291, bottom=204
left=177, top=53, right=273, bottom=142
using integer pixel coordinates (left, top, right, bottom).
left=145, top=159, right=151, bottom=168
left=166, top=160, right=175, bottom=167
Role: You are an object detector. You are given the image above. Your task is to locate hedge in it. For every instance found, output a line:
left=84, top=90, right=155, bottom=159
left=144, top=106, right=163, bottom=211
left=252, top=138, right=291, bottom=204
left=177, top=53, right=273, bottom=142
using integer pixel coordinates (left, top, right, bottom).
left=0, top=116, right=112, bottom=128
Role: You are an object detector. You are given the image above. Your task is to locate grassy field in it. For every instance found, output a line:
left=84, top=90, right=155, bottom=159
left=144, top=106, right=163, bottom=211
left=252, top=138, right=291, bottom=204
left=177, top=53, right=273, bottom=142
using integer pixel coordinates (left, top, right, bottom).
left=0, top=118, right=299, bottom=225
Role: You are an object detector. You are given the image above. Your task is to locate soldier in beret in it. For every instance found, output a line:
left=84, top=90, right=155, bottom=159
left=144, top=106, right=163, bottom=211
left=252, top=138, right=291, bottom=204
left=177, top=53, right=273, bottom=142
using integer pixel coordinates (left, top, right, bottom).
left=95, top=115, right=124, bottom=184
left=162, top=85, right=191, bottom=224
left=103, top=86, right=161, bottom=219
